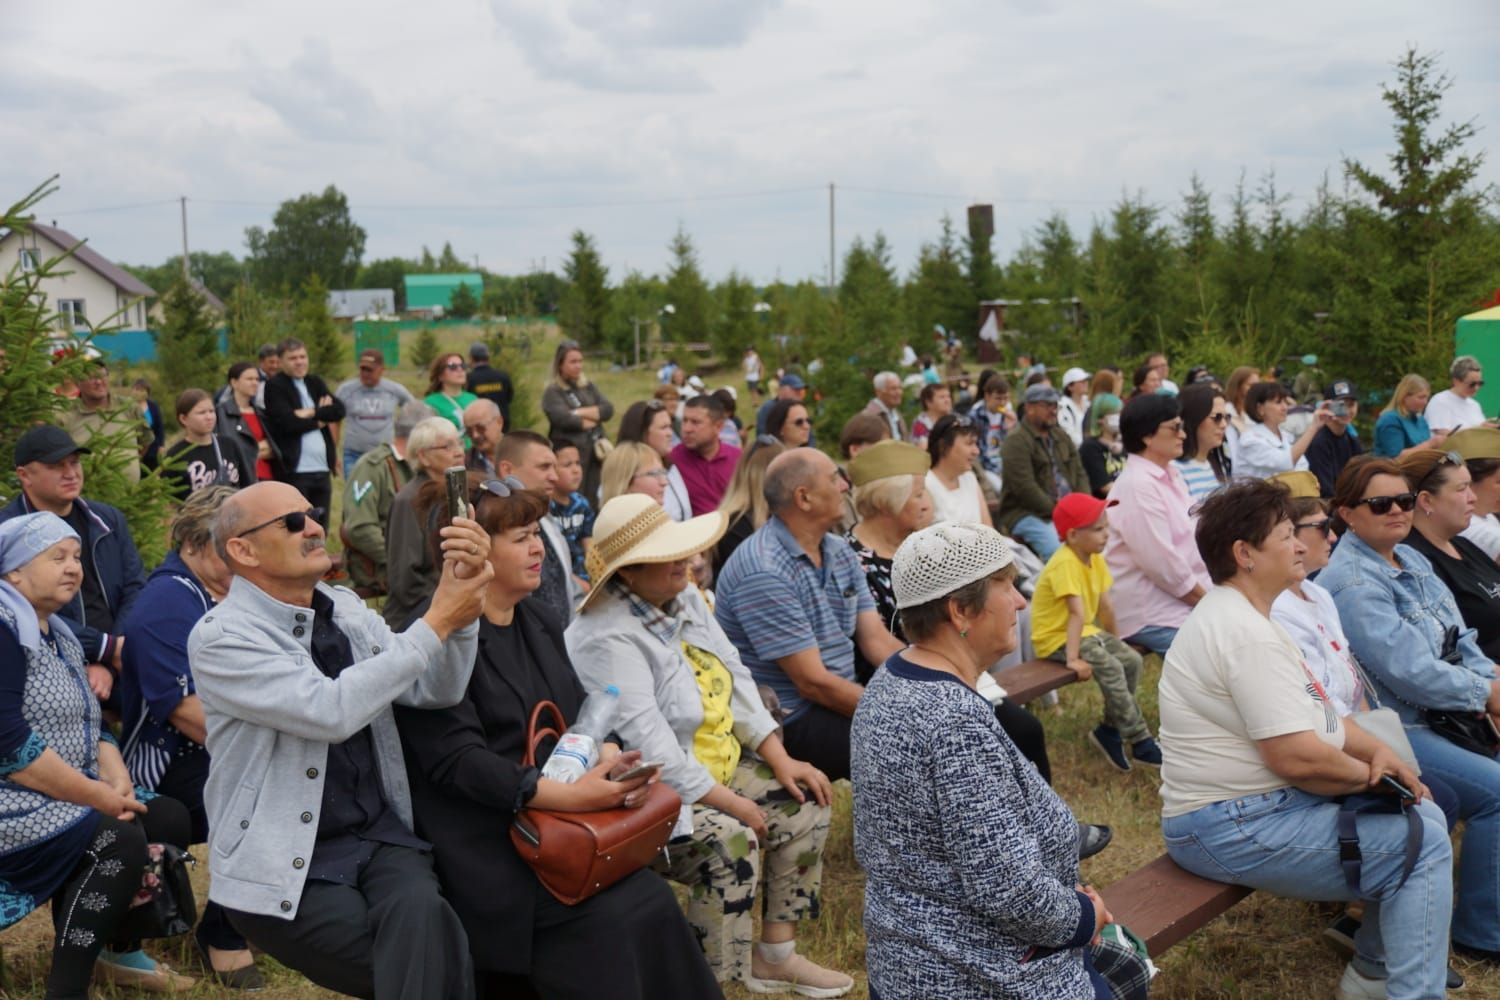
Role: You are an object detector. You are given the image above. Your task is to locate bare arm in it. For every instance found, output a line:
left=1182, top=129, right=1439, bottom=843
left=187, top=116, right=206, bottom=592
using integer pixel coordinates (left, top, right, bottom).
left=1062, top=597, right=1091, bottom=679
left=1096, top=591, right=1118, bottom=635
left=853, top=609, right=903, bottom=671
left=775, top=648, right=865, bottom=717
left=167, top=694, right=208, bottom=746
left=9, top=747, right=144, bottom=819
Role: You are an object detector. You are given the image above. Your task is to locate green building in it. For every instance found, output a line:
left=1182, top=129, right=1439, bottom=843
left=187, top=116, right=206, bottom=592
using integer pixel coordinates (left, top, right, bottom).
left=404, top=273, right=483, bottom=311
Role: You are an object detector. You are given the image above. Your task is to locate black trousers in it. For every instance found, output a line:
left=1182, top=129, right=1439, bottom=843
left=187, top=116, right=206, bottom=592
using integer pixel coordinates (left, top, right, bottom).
left=153, top=751, right=246, bottom=952
left=995, top=699, right=1051, bottom=784
left=226, top=844, right=474, bottom=1000
left=287, top=472, right=333, bottom=514
left=47, top=798, right=191, bottom=1000
left=781, top=704, right=852, bottom=782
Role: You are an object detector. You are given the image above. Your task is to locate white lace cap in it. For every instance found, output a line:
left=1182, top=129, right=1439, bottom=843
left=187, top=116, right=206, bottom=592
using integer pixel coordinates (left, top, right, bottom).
left=891, top=522, right=1014, bottom=609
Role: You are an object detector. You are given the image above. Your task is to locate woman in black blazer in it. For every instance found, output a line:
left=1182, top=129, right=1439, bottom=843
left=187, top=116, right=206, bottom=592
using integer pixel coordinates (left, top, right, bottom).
left=395, top=480, right=720, bottom=1000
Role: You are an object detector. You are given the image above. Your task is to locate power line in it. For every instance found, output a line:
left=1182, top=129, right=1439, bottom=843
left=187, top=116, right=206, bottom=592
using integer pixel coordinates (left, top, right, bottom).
left=839, top=184, right=1113, bottom=207
left=47, top=198, right=181, bottom=217
left=194, top=186, right=828, bottom=214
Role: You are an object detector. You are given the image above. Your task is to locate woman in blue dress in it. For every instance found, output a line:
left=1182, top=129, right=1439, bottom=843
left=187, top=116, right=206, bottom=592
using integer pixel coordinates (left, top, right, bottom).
left=0, top=512, right=191, bottom=998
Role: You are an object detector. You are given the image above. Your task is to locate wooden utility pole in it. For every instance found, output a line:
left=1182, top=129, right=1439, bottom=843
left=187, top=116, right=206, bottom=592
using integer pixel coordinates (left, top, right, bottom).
left=828, top=183, right=836, bottom=294
left=179, top=196, right=190, bottom=282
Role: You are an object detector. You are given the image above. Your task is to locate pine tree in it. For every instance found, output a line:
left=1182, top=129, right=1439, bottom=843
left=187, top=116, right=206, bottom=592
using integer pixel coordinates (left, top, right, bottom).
left=810, top=234, right=904, bottom=441
left=449, top=280, right=478, bottom=320
left=155, top=279, right=224, bottom=399
left=905, top=215, right=974, bottom=348
left=225, top=280, right=285, bottom=360
left=712, top=271, right=759, bottom=363
left=558, top=231, right=610, bottom=348
left=409, top=327, right=440, bottom=371
left=294, top=274, right=347, bottom=379
left=663, top=226, right=715, bottom=351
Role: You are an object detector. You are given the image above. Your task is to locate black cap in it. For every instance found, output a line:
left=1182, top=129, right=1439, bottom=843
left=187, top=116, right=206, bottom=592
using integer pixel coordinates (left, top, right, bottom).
left=14, top=425, right=89, bottom=467
left=1324, top=379, right=1357, bottom=401
left=469, top=341, right=490, bottom=361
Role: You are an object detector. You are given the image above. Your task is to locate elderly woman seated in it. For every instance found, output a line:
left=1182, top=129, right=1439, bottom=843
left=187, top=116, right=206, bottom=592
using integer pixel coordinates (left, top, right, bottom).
left=0, top=513, right=194, bottom=997
left=566, top=494, right=848, bottom=996
left=851, top=523, right=1149, bottom=999
left=394, top=478, right=719, bottom=999
left=1161, top=478, right=1452, bottom=999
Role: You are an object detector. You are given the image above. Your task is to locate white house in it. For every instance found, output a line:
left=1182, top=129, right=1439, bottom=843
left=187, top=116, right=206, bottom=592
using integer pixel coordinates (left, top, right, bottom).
left=328, top=287, right=396, bottom=319
left=0, top=222, right=156, bottom=359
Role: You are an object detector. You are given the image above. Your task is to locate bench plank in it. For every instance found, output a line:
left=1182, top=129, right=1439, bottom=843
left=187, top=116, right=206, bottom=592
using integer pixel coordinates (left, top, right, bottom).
left=992, top=659, right=1078, bottom=705
left=1099, top=855, right=1252, bottom=956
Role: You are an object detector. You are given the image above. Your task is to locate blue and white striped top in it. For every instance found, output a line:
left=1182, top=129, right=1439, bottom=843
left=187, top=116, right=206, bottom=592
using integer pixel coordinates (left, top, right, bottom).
left=1173, top=457, right=1223, bottom=503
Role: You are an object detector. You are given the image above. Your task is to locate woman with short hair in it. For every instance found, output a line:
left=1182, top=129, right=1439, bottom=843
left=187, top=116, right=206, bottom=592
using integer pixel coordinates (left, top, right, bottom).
left=762, top=399, right=811, bottom=448
left=1161, top=479, right=1452, bottom=999
left=383, top=417, right=468, bottom=629
left=1235, top=381, right=1330, bottom=480
left=852, top=523, right=1148, bottom=1000
left=1375, top=374, right=1445, bottom=459
left=1452, top=428, right=1500, bottom=558
left=925, top=415, right=991, bottom=527
left=1320, top=456, right=1500, bottom=968
left=542, top=341, right=615, bottom=502
left=567, top=495, right=845, bottom=995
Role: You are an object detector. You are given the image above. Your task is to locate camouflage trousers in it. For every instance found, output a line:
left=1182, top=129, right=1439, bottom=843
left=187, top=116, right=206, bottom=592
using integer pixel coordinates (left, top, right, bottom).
left=653, top=755, right=831, bottom=984
left=1049, top=631, right=1149, bottom=742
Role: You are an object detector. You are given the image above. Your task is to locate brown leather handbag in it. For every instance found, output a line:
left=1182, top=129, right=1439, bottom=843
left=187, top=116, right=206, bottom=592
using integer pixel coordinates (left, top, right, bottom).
left=509, top=700, right=681, bottom=905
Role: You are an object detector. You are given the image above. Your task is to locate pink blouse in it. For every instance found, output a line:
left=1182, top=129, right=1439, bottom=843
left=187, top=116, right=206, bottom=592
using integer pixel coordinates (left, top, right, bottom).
left=1103, top=453, right=1212, bottom=639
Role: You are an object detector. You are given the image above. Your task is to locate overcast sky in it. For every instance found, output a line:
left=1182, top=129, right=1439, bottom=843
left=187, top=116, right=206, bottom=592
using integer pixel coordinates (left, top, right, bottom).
left=8, top=1, right=1497, bottom=287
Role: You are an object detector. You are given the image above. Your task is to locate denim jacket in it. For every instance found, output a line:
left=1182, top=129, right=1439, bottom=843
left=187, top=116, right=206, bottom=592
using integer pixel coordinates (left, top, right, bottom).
left=1320, top=530, right=1493, bottom=723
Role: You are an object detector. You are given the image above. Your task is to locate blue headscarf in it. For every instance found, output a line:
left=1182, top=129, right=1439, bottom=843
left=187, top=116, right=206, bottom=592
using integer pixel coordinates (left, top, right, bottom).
left=0, top=512, right=82, bottom=652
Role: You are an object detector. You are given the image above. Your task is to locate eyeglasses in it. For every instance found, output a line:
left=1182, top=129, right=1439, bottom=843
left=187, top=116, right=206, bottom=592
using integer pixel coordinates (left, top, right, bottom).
left=1208, top=413, right=1229, bottom=424
left=445, top=361, right=467, bottom=371
left=789, top=418, right=811, bottom=427
left=1295, top=518, right=1332, bottom=534
left=1416, top=450, right=1465, bottom=493
left=1158, top=421, right=1185, bottom=434
left=1354, top=493, right=1418, bottom=515
left=235, top=506, right=325, bottom=539
left=634, top=468, right=669, bottom=481
left=477, top=476, right=529, bottom=499
left=1465, top=379, right=1485, bottom=389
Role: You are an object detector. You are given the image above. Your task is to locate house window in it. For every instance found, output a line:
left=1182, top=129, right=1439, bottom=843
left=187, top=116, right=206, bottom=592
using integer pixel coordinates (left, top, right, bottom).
left=19, top=248, right=38, bottom=272
left=58, top=299, right=87, bottom=330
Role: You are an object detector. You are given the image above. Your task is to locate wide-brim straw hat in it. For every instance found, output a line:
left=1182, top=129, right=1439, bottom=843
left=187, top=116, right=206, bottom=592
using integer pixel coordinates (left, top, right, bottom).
left=579, top=494, right=727, bottom=612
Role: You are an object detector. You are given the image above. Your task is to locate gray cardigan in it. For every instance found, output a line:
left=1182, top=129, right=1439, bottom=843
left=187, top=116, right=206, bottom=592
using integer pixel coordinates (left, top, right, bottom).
left=188, top=575, right=477, bottom=919
left=565, top=584, right=778, bottom=836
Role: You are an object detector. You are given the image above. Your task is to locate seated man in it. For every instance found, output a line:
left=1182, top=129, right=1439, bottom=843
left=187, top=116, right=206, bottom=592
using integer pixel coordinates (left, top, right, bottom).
left=669, top=394, right=741, bottom=516
left=341, top=402, right=427, bottom=596
left=998, top=384, right=1088, bottom=560
left=715, top=449, right=903, bottom=781
left=1, top=425, right=145, bottom=703
left=189, top=481, right=492, bottom=1000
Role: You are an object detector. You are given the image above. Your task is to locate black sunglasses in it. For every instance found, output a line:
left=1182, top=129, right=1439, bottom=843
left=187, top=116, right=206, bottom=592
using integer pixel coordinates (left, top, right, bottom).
left=235, top=506, right=325, bottom=539
left=1295, top=518, right=1332, bottom=534
left=1207, top=413, right=1229, bottom=424
left=1354, top=493, right=1418, bottom=515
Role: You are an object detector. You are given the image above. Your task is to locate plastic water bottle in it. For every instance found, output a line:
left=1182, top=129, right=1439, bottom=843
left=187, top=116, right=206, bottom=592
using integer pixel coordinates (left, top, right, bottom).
left=540, top=685, right=620, bottom=783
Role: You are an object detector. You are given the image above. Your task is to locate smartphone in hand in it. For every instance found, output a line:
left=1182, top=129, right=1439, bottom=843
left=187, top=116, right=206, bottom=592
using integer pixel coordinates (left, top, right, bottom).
left=611, top=760, right=664, bottom=783
left=445, top=466, right=469, bottom=521
left=1380, top=774, right=1416, bottom=800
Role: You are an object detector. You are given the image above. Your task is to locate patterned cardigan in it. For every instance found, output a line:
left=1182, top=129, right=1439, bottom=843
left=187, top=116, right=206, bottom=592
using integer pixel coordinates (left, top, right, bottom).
left=851, top=655, right=1097, bottom=998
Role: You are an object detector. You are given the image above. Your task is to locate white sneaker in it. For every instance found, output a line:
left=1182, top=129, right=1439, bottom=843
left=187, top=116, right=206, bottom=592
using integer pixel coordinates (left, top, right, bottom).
left=747, top=949, right=854, bottom=998
left=1337, top=962, right=1387, bottom=1000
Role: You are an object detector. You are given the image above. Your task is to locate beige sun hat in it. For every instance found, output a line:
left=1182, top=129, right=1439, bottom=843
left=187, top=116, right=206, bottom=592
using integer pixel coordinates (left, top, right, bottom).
left=580, top=494, right=727, bottom=612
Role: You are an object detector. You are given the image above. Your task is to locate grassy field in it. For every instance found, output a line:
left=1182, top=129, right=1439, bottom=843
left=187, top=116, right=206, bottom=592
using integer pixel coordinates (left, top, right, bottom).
left=45, top=329, right=1497, bottom=997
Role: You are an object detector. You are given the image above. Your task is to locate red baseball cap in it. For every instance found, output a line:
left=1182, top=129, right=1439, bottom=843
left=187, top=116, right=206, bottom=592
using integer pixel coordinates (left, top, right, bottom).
left=1052, top=492, right=1108, bottom=539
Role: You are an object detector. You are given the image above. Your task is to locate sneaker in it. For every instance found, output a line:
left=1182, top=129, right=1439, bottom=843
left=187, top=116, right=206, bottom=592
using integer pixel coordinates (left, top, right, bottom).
left=1131, top=737, right=1163, bottom=768
left=94, top=949, right=195, bottom=993
left=1088, top=725, right=1131, bottom=772
left=1337, top=962, right=1387, bottom=1000
left=747, top=948, right=854, bottom=998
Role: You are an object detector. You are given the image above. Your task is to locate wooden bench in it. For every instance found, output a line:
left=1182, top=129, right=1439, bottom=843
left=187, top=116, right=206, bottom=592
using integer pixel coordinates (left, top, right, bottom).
left=1099, top=854, right=1253, bottom=956
left=991, top=659, right=1079, bottom=706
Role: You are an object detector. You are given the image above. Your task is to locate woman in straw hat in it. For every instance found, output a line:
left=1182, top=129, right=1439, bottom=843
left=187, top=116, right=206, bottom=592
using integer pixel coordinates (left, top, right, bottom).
left=393, top=479, right=720, bottom=999
left=566, top=494, right=849, bottom=997
left=852, top=522, right=1149, bottom=1000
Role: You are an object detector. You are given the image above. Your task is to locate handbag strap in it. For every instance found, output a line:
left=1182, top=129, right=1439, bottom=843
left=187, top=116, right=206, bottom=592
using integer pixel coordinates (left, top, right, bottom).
left=521, top=700, right=569, bottom=768
left=1337, top=794, right=1423, bottom=896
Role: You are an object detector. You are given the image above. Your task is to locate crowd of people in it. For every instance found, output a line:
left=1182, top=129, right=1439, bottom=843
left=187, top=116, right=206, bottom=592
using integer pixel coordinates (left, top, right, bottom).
left=5, top=336, right=1500, bottom=1000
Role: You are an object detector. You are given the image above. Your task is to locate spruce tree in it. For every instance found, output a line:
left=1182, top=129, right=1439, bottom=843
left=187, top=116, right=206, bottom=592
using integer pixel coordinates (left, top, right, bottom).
left=155, top=279, right=223, bottom=399
left=558, top=231, right=610, bottom=348
left=294, top=274, right=347, bottom=379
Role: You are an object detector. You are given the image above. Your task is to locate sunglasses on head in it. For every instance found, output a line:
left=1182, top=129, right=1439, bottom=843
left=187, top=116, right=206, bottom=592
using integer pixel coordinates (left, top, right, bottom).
left=1354, top=493, right=1418, bottom=515
left=235, top=506, right=326, bottom=539
left=1416, top=450, right=1466, bottom=493
left=477, top=476, right=529, bottom=500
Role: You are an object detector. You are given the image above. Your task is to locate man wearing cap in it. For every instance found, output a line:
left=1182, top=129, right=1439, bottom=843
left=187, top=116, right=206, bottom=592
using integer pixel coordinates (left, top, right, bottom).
left=998, top=385, right=1089, bottom=560
left=58, top=360, right=148, bottom=484
left=189, top=481, right=490, bottom=1000
left=464, top=342, right=513, bottom=428
left=1057, top=367, right=1090, bottom=447
left=341, top=402, right=428, bottom=596
left=756, top=374, right=807, bottom=436
left=335, top=349, right=416, bottom=474
left=1305, top=378, right=1364, bottom=498
left=862, top=372, right=907, bottom=442
left=1, top=425, right=145, bottom=700
left=715, top=449, right=903, bottom=781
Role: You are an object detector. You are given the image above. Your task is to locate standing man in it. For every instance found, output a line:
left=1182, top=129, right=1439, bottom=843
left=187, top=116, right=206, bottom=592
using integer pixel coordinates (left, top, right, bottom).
left=743, top=347, right=764, bottom=400
left=262, top=338, right=346, bottom=513
left=461, top=399, right=504, bottom=475
left=756, top=374, right=807, bottom=436
left=863, top=372, right=907, bottom=442
left=464, top=341, right=514, bottom=430
left=2, top=425, right=145, bottom=701
left=1305, top=379, right=1365, bottom=498
left=59, top=360, right=148, bottom=484
left=1425, top=356, right=1491, bottom=432
left=495, top=430, right=581, bottom=625
left=335, top=349, right=415, bottom=473
left=998, top=385, right=1089, bottom=560
left=190, top=482, right=489, bottom=1000
left=669, top=395, right=741, bottom=516
left=342, top=402, right=428, bottom=596
left=714, top=450, right=903, bottom=781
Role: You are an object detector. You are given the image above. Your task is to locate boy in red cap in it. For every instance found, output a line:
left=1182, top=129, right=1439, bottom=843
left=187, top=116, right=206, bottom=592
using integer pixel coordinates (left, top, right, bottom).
left=1030, top=492, right=1160, bottom=771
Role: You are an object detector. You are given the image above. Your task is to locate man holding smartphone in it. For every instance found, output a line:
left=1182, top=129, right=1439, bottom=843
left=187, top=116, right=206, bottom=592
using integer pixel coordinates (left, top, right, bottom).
left=1307, top=378, right=1364, bottom=497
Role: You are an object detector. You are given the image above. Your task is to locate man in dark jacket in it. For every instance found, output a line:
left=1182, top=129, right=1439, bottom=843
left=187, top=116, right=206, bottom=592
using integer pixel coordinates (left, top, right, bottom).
left=2, top=425, right=146, bottom=702
left=464, top=341, right=513, bottom=428
left=261, top=338, right=346, bottom=512
left=998, top=384, right=1089, bottom=560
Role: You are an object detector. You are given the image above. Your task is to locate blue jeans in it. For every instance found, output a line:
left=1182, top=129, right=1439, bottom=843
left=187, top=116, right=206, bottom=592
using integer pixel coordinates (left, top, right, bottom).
left=1163, top=788, right=1451, bottom=999
left=342, top=448, right=365, bottom=478
left=1406, top=724, right=1500, bottom=952
left=1011, top=514, right=1061, bottom=560
left=1123, top=625, right=1178, bottom=656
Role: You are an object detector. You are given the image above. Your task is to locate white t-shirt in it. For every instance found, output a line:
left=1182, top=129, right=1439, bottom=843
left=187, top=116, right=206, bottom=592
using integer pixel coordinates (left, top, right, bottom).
left=1462, top=512, right=1500, bottom=561
left=1159, top=586, right=1345, bottom=817
left=926, top=470, right=985, bottom=524
left=1270, top=581, right=1364, bottom=717
left=1424, top=389, right=1487, bottom=432
left=1233, top=421, right=1308, bottom=481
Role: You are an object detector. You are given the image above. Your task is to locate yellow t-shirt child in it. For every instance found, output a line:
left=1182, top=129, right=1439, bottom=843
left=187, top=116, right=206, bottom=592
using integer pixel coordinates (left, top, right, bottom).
left=1030, top=545, right=1113, bottom=659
